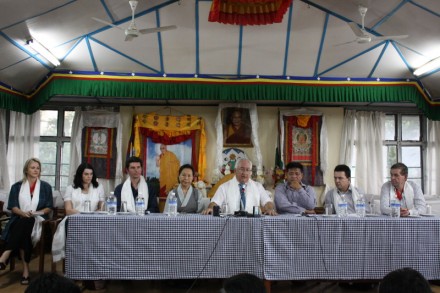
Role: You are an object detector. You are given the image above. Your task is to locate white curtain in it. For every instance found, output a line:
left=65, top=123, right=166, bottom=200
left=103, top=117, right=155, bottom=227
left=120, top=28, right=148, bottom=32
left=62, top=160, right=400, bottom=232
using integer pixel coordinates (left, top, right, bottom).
left=69, top=108, right=123, bottom=196
left=426, top=119, right=440, bottom=196
left=0, top=109, right=9, bottom=191
left=339, top=110, right=385, bottom=195
left=6, top=111, right=40, bottom=185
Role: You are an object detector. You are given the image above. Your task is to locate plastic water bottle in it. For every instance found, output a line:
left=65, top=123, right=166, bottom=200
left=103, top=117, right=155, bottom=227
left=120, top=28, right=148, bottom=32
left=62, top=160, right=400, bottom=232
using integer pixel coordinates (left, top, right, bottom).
left=106, top=192, right=117, bottom=215
left=168, top=191, right=178, bottom=217
left=355, top=196, right=366, bottom=217
left=391, top=199, right=401, bottom=218
left=135, top=194, right=145, bottom=216
left=338, top=195, right=348, bottom=217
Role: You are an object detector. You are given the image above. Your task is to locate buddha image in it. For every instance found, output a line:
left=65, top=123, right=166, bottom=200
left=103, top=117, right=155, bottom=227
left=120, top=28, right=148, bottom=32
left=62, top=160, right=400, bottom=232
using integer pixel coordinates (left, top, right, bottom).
left=293, top=130, right=311, bottom=155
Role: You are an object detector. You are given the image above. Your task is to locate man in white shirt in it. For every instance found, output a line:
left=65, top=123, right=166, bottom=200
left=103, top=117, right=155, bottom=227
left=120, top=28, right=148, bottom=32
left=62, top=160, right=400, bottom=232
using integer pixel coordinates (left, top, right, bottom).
left=324, top=164, right=364, bottom=215
left=380, top=162, right=426, bottom=217
left=203, top=158, right=277, bottom=216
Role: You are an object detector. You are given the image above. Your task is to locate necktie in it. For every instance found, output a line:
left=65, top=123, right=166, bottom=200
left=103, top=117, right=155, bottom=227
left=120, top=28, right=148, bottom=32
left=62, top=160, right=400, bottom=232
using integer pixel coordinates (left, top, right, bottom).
left=239, top=183, right=246, bottom=211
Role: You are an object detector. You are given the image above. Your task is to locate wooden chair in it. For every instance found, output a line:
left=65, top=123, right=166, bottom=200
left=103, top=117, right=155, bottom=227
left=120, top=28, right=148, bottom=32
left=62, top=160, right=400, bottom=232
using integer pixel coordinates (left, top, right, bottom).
left=0, top=201, right=15, bottom=271
left=0, top=201, right=63, bottom=274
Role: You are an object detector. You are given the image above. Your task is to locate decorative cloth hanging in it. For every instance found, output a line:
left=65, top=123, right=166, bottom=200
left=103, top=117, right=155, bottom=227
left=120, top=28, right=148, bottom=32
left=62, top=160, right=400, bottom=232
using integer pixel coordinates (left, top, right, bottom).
left=278, top=109, right=327, bottom=186
left=130, top=113, right=207, bottom=196
left=209, top=0, right=293, bottom=25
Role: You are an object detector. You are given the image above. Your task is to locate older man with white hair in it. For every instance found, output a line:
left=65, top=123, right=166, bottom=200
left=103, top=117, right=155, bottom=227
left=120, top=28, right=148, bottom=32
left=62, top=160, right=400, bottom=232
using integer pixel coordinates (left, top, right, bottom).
left=203, top=158, right=277, bottom=216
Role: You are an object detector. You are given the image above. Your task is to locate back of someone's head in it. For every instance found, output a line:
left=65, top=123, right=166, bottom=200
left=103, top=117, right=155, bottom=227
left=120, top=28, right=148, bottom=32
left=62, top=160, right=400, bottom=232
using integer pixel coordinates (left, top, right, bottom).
left=379, top=268, right=431, bottom=293
left=25, top=273, right=81, bottom=293
left=222, top=273, right=266, bottom=293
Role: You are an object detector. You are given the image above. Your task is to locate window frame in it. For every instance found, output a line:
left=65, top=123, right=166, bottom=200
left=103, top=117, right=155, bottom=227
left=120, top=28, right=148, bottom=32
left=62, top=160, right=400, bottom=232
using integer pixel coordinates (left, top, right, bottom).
left=39, top=107, right=74, bottom=190
left=383, top=113, right=426, bottom=191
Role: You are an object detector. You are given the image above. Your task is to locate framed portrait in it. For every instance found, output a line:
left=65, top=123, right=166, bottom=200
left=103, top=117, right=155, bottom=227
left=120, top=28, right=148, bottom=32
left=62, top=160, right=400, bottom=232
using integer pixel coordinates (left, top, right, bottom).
left=222, top=107, right=253, bottom=147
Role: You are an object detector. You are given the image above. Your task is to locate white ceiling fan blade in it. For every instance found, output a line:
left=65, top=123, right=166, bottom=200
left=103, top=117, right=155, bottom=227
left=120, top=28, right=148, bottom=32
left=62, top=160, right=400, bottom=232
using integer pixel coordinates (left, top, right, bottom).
left=138, top=25, right=177, bottom=35
left=125, top=35, right=135, bottom=42
left=372, top=35, right=409, bottom=42
left=348, top=22, right=366, bottom=38
left=334, top=39, right=358, bottom=47
left=92, top=17, right=124, bottom=31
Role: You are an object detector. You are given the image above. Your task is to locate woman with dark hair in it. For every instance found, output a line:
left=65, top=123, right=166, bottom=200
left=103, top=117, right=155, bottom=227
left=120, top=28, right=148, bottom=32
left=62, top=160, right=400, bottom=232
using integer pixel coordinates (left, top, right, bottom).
left=163, top=164, right=206, bottom=214
left=52, top=163, right=104, bottom=263
left=0, top=158, right=53, bottom=285
left=64, top=163, right=104, bottom=215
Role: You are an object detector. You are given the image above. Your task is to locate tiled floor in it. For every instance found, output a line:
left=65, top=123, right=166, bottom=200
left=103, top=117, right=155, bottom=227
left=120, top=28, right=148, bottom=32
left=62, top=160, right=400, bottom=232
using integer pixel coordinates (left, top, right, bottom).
left=2, top=256, right=440, bottom=293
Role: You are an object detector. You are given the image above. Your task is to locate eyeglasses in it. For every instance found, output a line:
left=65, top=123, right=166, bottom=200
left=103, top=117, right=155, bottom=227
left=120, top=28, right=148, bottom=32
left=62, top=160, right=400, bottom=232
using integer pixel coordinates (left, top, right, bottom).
left=237, top=168, right=252, bottom=173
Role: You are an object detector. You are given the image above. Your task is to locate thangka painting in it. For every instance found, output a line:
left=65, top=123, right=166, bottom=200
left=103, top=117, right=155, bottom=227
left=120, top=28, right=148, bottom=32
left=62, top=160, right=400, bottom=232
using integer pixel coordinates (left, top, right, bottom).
left=82, top=127, right=117, bottom=179
left=282, top=115, right=324, bottom=186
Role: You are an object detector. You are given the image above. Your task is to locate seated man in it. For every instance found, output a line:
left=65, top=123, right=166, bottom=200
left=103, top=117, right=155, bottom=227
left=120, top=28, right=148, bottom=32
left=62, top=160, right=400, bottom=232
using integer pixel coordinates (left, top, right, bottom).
left=324, top=164, right=364, bottom=215
left=114, top=156, right=159, bottom=213
left=203, top=158, right=277, bottom=216
left=380, top=162, right=426, bottom=217
left=274, top=162, right=316, bottom=214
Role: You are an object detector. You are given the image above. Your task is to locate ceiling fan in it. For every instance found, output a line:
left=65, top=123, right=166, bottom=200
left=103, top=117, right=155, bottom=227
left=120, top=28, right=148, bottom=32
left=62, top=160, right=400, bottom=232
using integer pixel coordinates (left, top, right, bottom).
left=338, top=5, right=408, bottom=45
left=92, top=0, right=177, bottom=41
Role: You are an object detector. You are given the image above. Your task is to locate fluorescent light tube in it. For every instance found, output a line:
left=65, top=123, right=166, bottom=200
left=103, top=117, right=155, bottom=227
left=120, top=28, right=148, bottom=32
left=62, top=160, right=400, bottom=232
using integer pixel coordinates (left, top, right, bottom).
left=27, top=39, right=60, bottom=67
left=414, top=56, right=440, bottom=77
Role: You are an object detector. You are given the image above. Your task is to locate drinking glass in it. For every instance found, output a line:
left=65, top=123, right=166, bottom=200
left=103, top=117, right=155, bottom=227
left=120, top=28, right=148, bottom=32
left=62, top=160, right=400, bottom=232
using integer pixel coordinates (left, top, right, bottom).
left=221, top=203, right=229, bottom=215
left=369, top=202, right=376, bottom=215
left=325, top=203, right=333, bottom=215
left=121, top=201, right=128, bottom=213
left=84, top=200, right=91, bottom=212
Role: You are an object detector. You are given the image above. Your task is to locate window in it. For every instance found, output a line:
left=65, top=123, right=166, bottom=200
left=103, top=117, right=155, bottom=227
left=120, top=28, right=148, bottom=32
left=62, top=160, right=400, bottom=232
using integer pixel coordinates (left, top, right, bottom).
left=383, top=114, right=425, bottom=190
left=39, top=109, right=74, bottom=191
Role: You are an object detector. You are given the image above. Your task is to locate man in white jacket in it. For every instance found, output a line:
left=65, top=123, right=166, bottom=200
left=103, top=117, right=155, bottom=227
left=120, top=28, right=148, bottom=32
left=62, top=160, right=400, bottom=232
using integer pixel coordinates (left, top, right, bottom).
left=203, top=158, right=277, bottom=216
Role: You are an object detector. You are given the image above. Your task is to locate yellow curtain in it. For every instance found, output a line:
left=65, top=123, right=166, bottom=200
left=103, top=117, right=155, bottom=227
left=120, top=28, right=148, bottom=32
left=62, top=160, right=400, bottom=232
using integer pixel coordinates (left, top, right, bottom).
left=132, top=113, right=207, bottom=180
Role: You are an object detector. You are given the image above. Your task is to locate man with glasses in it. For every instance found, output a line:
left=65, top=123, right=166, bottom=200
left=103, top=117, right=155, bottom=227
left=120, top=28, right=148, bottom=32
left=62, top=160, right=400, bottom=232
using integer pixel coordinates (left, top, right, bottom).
left=203, top=158, right=277, bottom=216
left=275, top=162, right=316, bottom=214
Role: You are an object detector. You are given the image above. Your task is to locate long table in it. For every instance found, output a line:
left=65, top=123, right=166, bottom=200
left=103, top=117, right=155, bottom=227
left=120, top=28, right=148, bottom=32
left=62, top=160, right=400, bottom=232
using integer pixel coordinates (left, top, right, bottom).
left=264, top=215, right=440, bottom=280
left=65, top=214, right=440, bottom=281
left=65, top=214, right=263, bottom=280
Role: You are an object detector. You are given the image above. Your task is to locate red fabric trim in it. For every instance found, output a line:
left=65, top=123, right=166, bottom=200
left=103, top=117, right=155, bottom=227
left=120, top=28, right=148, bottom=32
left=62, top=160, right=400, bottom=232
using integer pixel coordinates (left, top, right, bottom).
left=139, top=128, right=192, bottom=144
left=106, top=128, right=112, bottom=179
left=395, top=188, right=403, bottom=200
left=310, top=117, right=319, bottom=185
left=208, top=0, right=292, bottom=25
left=29, top=180, right=37, bottom=197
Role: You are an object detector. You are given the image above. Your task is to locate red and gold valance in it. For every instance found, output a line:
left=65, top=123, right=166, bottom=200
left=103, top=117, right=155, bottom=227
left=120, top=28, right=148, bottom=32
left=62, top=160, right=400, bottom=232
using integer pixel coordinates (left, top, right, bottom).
left=132, top=113, right=207, bottom=180
left=209, top=0, right=293, bottom=25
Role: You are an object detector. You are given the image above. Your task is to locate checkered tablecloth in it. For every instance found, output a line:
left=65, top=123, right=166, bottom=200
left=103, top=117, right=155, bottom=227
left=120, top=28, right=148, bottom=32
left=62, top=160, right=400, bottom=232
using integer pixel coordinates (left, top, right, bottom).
left=65, top=214, right=263, bottom=280
left=263, top=215, right=440, bottom=280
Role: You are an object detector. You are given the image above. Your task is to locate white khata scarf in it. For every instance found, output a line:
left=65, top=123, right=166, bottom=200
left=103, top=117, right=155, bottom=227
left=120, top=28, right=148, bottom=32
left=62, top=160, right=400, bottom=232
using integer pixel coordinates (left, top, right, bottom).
left=70, top=185, right=101, bottom=212
left=332, top=185, right=360, bottom=215
left=389, top=181, right=414, bottom=209
left=121, top=176, right=149, bottom=212
left=19, top=179, right=45, bottom=247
